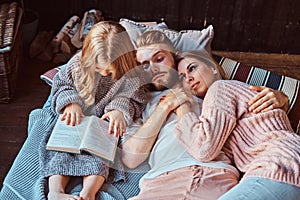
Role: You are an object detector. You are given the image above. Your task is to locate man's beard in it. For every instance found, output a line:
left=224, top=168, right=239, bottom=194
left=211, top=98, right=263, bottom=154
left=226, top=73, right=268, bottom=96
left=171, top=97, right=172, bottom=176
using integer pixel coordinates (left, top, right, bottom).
left=147, top=82, right=169, bottom=91
left=147, top=69, right=179, bottom=91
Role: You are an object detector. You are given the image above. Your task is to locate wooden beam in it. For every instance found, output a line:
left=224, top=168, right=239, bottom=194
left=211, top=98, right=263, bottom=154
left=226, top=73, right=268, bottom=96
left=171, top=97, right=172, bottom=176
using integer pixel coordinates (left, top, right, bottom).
left=213, top=51, right=300, bottom=80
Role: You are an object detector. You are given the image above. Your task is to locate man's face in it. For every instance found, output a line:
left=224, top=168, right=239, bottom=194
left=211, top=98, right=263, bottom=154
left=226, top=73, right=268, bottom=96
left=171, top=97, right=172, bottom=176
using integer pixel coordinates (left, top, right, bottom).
left=136, top=44, right=178, bottom=91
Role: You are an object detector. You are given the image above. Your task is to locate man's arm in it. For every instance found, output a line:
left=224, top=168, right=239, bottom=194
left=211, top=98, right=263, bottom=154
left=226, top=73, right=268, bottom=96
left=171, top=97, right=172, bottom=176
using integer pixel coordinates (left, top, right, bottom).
left=248, top=86, right=290, bottom=113
left=122, top=103, right=173, bottom=169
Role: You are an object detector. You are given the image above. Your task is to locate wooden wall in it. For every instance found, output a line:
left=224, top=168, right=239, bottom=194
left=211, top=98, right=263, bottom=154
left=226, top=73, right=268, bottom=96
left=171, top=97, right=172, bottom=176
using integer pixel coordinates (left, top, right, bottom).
left=23, top=0, right=300, bottom=54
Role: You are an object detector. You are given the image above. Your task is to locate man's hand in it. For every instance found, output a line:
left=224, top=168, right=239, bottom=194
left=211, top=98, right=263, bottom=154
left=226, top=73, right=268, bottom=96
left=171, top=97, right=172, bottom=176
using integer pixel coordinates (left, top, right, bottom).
left=248, top=86, right=290, bottom=113
left=61, top=103, right=85, bottom=126
left=159, top=88, right=194, bottom=113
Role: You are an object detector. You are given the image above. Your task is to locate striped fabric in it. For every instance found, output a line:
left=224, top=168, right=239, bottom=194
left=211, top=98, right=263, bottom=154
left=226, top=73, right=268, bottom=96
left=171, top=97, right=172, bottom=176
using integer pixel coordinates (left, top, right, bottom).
left=218, top=57, right=300, bottom=133
left=40, top=65, right=65, bottom=86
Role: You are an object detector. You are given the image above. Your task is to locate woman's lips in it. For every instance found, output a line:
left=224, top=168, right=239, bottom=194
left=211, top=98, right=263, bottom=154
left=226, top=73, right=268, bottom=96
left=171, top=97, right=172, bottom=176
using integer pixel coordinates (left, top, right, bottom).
left=191, top=82, right=199, bottom=90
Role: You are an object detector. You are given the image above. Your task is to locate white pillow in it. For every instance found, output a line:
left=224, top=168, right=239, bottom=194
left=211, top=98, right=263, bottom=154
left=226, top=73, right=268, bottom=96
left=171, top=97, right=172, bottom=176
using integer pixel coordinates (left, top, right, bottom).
left=119, top=18, right=214, bottom=54
left=119, top=18, right=169, bottom=48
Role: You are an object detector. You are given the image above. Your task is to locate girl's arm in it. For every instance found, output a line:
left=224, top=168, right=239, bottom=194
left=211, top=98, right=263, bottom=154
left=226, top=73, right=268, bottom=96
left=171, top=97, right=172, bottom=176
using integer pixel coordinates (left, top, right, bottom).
left=60, top=103, right=84, bottom=126
left=104, top=76, right=150, bottom=126
left=101, top=109, right=126, bottom=137
left=51, top=52, right=85, bottom=114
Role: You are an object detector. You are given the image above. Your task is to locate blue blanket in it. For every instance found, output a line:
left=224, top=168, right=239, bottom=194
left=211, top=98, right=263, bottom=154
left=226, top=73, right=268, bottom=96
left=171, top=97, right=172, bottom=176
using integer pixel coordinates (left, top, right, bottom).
left=0, top=107, right=149, bottom=199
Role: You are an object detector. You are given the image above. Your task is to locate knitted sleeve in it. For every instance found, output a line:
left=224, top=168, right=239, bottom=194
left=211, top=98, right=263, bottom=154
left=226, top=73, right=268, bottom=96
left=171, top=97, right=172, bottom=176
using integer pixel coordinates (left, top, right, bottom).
left=175, top=80, right=239, bottom=162
left=51, top=52, right=85, bottom=114
left=104, top=76, right=150, bottom=126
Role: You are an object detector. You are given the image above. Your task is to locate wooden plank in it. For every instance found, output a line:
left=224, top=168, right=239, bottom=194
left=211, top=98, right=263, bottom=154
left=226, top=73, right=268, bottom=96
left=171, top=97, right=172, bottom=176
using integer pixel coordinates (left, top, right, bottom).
left=0, top=142, right=22, bottom=188
left=266, top=0, right=290, bottom=53
left=204, top=0, right=223, bottom=50
left=280, top=0, right=300, bottom=54
left=288, top=1, right=300, bottom=54
left=214, top=0, right=236, bottom=51
left=0, top=126, right=27, bottom=142
left=177, top=0, right=196, bottom=29
left=213, top=51, right=300, bottom=80
left=205, top=0, right=223, bottom=24
left=187, top=0, right=206, bottom=30
left=226, top=0, right=245, bottom=51
left=241, top=1, right=273, bottom=52
left=165, top=0, right=181, bottom=29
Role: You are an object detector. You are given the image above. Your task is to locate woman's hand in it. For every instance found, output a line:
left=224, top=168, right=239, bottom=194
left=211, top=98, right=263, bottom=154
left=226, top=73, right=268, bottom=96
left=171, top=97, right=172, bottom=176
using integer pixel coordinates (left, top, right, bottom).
left=61, top=103, right=85, bottom=126
left=248, top=86, right=290, bottom=113
left=101, top=110, right=126, bottom=137
left=159, top=88, right=194, bottom=113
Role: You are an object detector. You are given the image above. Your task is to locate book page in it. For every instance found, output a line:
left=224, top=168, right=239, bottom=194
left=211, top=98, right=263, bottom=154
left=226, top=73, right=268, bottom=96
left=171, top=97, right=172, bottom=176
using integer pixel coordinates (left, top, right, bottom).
left=80, top=116, right=118, bottom=161
left=46, top=116, right=89, bottom=153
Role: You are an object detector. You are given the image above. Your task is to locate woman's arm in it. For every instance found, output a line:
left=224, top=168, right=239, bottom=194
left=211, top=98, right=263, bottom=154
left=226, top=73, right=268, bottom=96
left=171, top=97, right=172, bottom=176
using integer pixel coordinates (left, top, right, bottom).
left=169, top=81, right=237, bottom=162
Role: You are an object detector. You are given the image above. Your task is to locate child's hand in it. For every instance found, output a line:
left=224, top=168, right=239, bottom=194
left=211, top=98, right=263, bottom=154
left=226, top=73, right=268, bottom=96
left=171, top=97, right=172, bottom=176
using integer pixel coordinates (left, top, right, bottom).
left=101, top=110, right=126, bottom=137
left=61, top=103, right=85, bottom=126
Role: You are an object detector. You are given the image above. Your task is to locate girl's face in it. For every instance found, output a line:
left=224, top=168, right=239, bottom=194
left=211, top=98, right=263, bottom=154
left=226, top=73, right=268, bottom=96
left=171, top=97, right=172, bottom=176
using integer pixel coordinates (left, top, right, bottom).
left=95, top=64, right=116, bottom=78
left=178, top=57, right=218, bottom=98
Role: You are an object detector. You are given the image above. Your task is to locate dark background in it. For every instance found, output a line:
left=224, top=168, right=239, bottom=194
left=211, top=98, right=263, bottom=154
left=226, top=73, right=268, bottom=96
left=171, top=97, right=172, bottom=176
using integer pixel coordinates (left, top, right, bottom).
left=19, top=0, right=300, bottom=54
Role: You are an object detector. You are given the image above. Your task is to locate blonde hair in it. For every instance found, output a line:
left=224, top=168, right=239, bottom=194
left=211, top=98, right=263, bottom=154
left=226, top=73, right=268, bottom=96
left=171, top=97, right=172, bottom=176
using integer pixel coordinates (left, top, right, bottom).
left=136, top=30, right=175, bottom=53
left=74, top=21, right=137, bottom=105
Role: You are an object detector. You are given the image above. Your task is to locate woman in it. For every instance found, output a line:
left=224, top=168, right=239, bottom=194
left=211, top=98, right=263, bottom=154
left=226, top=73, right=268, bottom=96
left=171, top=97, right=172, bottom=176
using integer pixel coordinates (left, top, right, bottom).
left=162, top=50, right=300, bottom=200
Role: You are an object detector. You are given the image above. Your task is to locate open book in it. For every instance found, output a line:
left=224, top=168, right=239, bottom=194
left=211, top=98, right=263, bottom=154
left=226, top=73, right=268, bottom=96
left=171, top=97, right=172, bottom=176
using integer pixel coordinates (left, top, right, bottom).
left=46, top=115, right=118, bottom=162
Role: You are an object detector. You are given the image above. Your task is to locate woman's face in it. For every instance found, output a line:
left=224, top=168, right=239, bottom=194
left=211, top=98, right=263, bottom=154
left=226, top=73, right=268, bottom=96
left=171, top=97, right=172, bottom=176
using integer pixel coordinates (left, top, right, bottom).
left=178, top=57, right=217, bottom=98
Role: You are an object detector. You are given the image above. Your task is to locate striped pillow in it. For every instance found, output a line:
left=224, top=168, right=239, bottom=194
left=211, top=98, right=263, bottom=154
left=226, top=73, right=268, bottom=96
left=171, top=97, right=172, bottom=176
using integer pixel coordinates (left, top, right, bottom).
left=219, top=57, right=300, bottom=133
left=40, top=64, right=65, bottom=86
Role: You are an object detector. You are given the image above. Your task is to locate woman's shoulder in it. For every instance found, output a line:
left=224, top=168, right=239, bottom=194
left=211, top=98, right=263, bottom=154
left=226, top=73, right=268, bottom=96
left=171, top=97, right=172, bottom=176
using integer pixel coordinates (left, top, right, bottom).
left=212, top=79, right=249, bottom=88
left=208, top=80, right=251, bottom=98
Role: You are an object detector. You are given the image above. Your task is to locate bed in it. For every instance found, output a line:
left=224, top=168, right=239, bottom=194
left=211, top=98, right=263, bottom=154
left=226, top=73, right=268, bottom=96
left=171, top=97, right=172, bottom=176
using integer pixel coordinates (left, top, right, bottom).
left=0, top=18, right=299, bottom=200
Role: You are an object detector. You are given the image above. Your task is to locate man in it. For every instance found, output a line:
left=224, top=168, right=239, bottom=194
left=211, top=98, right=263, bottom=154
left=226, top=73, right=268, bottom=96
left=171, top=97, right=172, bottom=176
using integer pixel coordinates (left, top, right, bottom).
left=121, top=30, right=238, bottom=200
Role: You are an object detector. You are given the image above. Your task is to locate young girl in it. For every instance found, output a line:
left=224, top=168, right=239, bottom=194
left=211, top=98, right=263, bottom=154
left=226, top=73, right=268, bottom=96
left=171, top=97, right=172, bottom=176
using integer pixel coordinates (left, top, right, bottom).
left=164, top=50, right=300, bottom=200
left=41, top=21, right=149, bottom=200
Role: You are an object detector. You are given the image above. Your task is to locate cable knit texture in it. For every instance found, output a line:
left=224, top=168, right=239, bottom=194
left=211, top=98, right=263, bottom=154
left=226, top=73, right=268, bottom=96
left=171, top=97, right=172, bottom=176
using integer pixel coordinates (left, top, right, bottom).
left=51, top=51, right=150, bottom=126
left=41, top=51, right=150, bottom=179
left=175, top=80, right=300, bottom=187
left=0, top=108, right=149, bottom=200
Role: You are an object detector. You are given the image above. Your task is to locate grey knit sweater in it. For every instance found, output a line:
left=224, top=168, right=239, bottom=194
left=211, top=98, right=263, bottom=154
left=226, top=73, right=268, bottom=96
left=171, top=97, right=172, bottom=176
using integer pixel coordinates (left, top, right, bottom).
left=40, top=51, right=150, bottom=180
left=51, top=51, right=150, bottom=125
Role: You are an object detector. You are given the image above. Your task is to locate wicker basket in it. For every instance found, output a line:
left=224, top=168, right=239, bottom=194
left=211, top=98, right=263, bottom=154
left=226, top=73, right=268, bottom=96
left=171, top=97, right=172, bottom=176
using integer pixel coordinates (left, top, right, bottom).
left=0, top=2, right=23, bottom=103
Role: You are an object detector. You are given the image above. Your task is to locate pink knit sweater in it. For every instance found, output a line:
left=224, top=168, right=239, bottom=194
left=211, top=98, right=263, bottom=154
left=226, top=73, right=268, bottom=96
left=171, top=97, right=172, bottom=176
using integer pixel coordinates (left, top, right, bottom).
left=175, top=80, right=300, bottom=187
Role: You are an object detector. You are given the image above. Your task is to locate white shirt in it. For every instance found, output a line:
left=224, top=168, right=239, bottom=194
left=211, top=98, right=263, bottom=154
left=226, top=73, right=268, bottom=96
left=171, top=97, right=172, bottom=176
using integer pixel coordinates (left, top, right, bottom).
left=124, top=89, right=239, bottom=184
